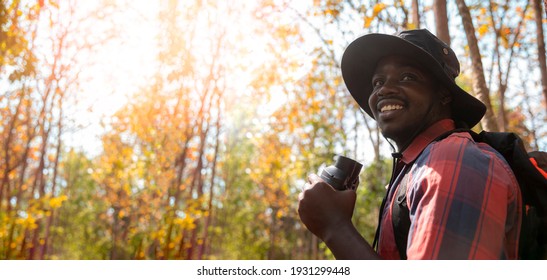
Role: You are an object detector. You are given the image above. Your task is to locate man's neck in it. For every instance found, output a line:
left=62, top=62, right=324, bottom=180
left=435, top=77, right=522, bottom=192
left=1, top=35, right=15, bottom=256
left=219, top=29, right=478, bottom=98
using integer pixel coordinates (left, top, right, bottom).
left=396, top=119, right=456, bottom=164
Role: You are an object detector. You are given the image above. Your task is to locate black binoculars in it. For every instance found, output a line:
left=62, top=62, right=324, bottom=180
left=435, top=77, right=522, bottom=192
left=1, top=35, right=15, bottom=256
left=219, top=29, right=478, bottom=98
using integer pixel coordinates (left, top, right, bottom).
left=319, top=155, right=363, bottom=191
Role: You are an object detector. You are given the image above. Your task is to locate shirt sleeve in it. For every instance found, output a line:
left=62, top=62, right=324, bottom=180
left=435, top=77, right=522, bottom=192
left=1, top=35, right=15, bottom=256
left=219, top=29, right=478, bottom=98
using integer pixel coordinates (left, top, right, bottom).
left=405, top=133, right=521, bottom=259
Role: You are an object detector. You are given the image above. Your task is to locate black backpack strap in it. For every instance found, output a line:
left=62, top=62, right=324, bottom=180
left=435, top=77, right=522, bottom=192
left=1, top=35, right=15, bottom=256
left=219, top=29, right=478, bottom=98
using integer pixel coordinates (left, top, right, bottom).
left=372, top=162, right=410, bottom=255
left=392, top=172, right=411, bottom=259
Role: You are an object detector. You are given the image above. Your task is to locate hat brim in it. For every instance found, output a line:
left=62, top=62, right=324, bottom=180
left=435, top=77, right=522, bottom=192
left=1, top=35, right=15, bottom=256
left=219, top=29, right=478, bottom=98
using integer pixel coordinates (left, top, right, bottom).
left=341, top=33, right=486, bottom=128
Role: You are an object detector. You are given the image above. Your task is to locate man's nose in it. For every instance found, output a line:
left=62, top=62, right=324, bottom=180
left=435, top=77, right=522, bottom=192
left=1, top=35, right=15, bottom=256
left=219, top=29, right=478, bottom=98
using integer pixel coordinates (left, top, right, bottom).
left=376, top=79, right=399, bottom=96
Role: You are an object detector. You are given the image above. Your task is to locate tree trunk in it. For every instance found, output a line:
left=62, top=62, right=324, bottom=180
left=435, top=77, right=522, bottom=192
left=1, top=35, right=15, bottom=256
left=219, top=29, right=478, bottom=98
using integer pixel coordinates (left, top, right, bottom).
left=40, top=93, right=64, bottom=259
left=433, top=0, right=451, bottom=45
left=455, top=0, right=499, bottom=131
left=488, top=0, right=508, bottom=131
left=533, top=0, right=547, bottom=113
left=186, top=225, right=199, bottom=260
left=0, top=91, right=25, bottom=209
left=267, top=207, right=278, bottom=259
left=198, top=94, right=222, bottom=260
left=411, top=0, right=420, bottom=28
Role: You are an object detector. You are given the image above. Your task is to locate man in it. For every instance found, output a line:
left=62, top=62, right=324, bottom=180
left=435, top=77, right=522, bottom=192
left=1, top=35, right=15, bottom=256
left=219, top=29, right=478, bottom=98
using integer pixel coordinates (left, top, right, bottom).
left=297, top=29, right=521, bottom=259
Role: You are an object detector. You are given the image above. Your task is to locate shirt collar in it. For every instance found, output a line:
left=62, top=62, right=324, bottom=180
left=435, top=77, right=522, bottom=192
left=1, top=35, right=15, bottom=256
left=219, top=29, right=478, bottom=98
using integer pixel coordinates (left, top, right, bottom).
left=400, top=119, right=456, bottom=164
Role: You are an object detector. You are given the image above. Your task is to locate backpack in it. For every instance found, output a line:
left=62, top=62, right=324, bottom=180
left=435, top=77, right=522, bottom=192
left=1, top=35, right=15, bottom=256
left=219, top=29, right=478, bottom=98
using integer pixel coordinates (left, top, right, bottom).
left=391, top=129, right=547, bottom=259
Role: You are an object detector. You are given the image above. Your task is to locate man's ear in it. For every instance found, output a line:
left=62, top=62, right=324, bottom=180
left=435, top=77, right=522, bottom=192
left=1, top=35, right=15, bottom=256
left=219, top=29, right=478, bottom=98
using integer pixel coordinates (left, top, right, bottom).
left=441, top=95, right=452, bottom=105
left=439, top=88, right=452, bottom=105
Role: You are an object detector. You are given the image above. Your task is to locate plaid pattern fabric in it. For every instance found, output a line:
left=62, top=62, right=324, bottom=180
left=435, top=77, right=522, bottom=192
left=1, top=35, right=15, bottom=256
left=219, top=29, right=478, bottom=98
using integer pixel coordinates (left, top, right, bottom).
left=377, top=119, right=522, bottom=259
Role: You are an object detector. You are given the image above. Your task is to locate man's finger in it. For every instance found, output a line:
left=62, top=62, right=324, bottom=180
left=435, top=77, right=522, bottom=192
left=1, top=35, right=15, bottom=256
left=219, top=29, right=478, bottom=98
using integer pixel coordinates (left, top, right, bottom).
left=301, top=182, right=311, bottom=192
left=307, top=173, right=322, bottom=184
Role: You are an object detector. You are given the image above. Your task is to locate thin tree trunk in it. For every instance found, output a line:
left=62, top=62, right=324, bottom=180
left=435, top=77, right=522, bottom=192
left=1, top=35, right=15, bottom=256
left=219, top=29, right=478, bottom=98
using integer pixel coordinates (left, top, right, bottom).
left=198, top=95, right=222, bottom=260
left=411, top=0, right=420, bottom=28
left=0, top=91, right=26, bottom=209
left=28, top=121, right=51, bottom=259
left=455, top=0, right=499, bottom=131
left=186, top=225, right=199, bottom=260
left=267, top=207, right=279, bottom=259
left=488, top=0, right=509, bottom=131
left=28, top=223, right=41, bottom=260
left=533, top=0, right=547, bottom=112
left=490, top=1, right=530, bottom=131
left=40, top=96, right=63, bottom=259
left=433, top=0, right=451, bottom=45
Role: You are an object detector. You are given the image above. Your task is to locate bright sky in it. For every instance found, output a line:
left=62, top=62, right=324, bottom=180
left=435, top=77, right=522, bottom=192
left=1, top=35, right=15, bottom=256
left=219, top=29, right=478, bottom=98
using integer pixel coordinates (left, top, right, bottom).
left=64, top=1, right=160, bottom=155
left=65, top=1, right=265, bottom=156
left=65, top=1, right=315, bottom=157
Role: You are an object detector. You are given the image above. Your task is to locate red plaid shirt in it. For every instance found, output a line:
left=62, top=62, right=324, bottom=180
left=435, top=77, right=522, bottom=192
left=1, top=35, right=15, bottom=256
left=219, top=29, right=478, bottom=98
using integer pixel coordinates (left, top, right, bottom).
left=377, top=119, right=522, bottom=259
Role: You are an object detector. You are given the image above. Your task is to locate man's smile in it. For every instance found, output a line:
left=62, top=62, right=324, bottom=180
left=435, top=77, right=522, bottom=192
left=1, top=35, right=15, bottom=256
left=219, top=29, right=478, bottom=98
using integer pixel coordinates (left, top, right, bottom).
left=376, top=98, right=406, bottom=115
left=380, top=104, right=404, bottom=112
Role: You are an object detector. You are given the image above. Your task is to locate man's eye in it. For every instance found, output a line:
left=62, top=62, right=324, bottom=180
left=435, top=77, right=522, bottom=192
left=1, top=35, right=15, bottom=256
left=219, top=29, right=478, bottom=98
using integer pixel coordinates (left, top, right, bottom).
left=401, top=74, right=416, bottom=81
left=372, top=79, right=384, bottom=87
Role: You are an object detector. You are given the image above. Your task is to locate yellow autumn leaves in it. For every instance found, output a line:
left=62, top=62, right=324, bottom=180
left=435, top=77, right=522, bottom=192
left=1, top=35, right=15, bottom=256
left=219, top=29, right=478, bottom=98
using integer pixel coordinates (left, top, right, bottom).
left=311, top=2, right=388, bottom=28
left=365, top=3, right=387, bottom=28
left=2, top=195, right=68, bottom=233
left=475, top=6, right=522, bottom=49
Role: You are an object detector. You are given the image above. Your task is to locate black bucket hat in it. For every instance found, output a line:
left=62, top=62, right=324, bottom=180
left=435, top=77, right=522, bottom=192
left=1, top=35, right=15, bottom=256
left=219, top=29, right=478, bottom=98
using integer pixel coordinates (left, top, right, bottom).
left=341, top=29, right=486, bottom=128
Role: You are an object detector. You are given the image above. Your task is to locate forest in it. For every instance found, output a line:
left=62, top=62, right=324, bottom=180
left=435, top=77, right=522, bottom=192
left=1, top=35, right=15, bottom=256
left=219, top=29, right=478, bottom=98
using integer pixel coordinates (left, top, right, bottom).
left=1, top=0, right=546, bottom=260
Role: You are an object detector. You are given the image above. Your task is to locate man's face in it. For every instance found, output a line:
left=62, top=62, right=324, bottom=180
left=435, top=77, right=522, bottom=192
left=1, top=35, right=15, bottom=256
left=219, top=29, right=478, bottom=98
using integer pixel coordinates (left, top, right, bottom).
left=368, top=55, right=447, bottom=148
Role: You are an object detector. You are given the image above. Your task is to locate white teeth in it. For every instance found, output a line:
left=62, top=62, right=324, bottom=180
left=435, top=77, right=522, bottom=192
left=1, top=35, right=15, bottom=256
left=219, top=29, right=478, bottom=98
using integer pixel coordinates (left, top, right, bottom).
left=380, top=104, right=403, bottom=112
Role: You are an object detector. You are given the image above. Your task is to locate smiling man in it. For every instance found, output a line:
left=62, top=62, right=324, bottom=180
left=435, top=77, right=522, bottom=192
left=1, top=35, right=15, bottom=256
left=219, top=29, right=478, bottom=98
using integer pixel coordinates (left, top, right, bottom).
left=297, top=29, right=522, bottom=260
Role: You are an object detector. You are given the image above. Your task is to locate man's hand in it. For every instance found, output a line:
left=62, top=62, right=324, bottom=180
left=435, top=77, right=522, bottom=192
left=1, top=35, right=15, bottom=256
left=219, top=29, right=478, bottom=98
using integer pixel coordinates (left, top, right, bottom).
left=297, top=174, right=357, bottom=241
left=297, top=174, right=380, bottom=259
